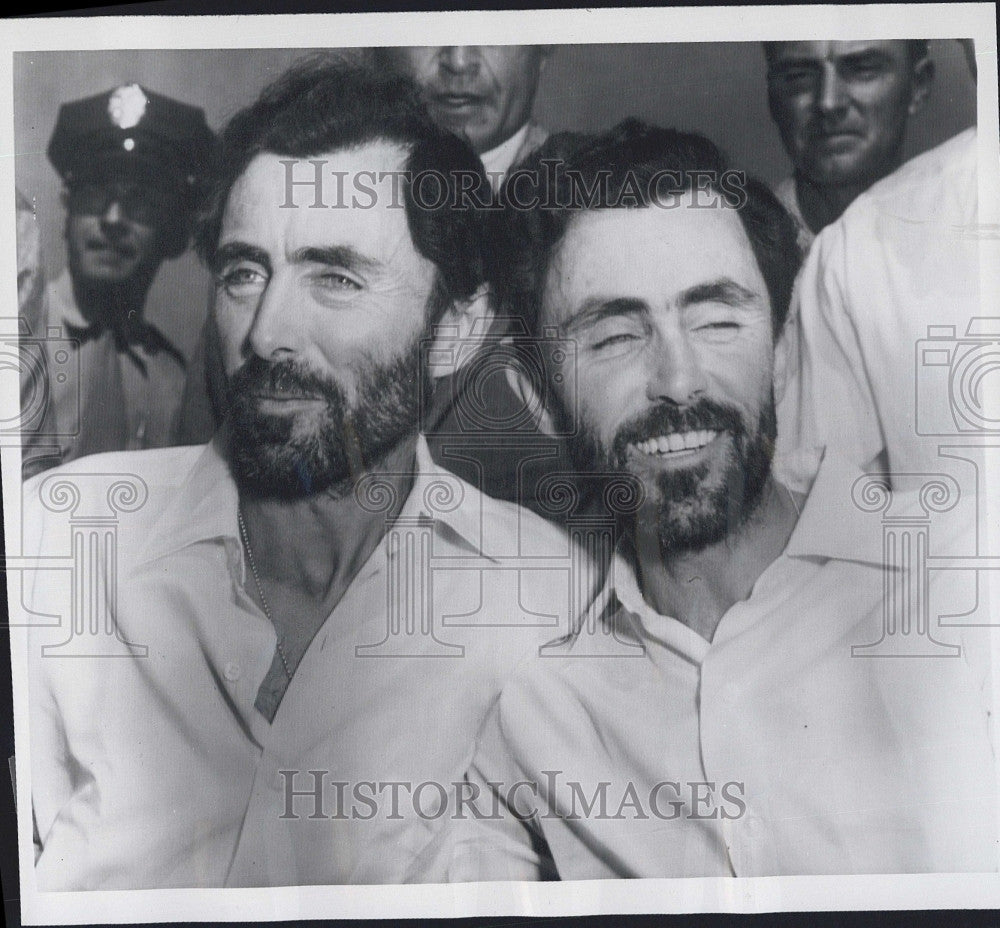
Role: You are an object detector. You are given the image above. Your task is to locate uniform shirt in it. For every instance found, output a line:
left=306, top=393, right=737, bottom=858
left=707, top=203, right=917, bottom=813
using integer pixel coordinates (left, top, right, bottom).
left=776, top=128, right=997, bottom=477
left=23, top=435, right=578, bottom=889
left=445, top=451, right=996, bottom=880
left=44, top=269, right=190, bottom=462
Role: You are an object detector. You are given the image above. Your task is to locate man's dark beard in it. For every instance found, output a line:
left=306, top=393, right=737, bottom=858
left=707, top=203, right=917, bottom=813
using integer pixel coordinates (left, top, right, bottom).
left=227, top=341, right=425, bottom=500
left=565, top=394, right=777, bottom=555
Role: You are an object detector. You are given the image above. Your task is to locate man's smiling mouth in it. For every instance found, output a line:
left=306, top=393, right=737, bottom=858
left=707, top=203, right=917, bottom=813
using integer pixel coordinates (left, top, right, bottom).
left=626, top=429, right=718, bottom=457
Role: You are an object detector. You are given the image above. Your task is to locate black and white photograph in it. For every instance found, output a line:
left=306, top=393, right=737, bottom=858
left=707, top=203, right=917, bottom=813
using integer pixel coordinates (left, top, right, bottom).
left=1, top=4, right=998, bottom=922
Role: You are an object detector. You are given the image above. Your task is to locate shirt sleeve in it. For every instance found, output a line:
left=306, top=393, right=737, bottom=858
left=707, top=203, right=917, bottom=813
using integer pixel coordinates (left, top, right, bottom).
left=777, top=215, right=886, bottom=474
left=409, top=695, right=556, bottom=883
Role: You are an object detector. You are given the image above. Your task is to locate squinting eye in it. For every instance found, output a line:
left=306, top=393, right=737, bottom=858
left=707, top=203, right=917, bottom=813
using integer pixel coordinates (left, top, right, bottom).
left=775, top=68, right=814, bottom=88
left=846, top=64, right=883, bottom=79
left=695, top=321, right=742, bottom=341
left=592, top=332, right=640, bottom=351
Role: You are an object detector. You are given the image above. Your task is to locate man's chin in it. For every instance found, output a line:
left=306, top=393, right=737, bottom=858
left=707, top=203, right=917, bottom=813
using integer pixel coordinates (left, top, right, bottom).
left=76, top=263, right=141, bottom=285
left=230, top=441, right=352, bottom=500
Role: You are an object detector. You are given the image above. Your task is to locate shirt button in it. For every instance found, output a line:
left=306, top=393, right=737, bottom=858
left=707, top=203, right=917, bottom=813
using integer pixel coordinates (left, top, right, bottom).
left=223, top=661, right=242, bottom=682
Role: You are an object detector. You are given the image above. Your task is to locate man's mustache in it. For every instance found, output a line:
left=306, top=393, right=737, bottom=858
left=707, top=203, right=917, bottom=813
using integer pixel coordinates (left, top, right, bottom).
left=229, top=356, right=340, bottom=405
left=611, top=399, right=743, bottom=464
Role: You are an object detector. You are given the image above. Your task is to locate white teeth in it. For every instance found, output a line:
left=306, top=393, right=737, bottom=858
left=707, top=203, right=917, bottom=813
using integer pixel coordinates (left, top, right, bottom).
left=631, top=430, right=718, bottom=456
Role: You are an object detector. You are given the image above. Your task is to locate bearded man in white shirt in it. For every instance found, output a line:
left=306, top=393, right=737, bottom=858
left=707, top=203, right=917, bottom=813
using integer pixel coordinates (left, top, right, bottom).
left=439, top=120, right=995, bottom=880
left=22, top=59, right=577, bottom=890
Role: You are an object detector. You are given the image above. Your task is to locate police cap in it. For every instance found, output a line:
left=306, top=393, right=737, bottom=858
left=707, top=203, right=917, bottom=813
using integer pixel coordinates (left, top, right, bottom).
left=47, top=84, right=214, bottom=193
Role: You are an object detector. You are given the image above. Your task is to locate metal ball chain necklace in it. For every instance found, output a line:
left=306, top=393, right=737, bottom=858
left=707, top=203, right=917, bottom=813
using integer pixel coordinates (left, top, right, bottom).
left=237, top=506, right=293, bottom=681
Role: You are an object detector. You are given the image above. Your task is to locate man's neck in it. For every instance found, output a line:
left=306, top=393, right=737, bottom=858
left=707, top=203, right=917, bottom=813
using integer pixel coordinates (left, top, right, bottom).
left=794, top=161, right=901, bottom=235
left=71, top=273, right=154, bottom=326
left=633, top=475, right=802, bottom=643
left=238, top=434, right=418, bottom=613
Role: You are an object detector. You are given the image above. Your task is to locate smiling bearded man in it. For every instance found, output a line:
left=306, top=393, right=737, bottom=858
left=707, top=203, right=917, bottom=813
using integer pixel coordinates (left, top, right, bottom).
left=437, top=120, right=997, bottom=882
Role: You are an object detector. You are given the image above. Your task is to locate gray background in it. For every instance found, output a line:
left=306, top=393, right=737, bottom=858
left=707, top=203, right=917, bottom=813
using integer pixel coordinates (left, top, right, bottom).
left=13, top=41, right=977, bottom=353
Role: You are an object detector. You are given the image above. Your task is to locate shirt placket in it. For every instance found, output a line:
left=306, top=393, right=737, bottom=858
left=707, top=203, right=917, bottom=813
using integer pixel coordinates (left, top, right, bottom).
left=225, top=536, right=390, bottom=886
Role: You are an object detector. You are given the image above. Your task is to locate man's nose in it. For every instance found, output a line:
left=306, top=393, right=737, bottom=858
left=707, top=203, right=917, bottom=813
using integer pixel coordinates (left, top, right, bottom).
left=438, top=46, right=480, bottom=75
left=816, top=65, right=849, bottom=115
left=247, top=274, right=298, bottom=362
left=645, top=331, right=708, bottom=406
left=100, top=199, right=126, bottom=229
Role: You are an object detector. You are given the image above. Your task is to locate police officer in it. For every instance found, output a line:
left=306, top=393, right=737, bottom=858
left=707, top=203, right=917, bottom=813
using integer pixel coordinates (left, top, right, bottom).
left=45, top=83, right=214, bottom=463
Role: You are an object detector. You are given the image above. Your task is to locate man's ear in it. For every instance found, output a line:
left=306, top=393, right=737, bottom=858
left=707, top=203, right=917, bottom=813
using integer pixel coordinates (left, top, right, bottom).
left=909, top=56, right=935, bottom=115
left=505, top=356, right=561, bottom=436
left=425, top=285, right=494, bottom=381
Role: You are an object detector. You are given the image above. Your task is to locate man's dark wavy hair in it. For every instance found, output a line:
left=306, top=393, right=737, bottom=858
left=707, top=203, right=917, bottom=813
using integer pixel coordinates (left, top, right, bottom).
left=194, top=55, right=491, bottom=308
left=491, top=118, right=802, bottom=338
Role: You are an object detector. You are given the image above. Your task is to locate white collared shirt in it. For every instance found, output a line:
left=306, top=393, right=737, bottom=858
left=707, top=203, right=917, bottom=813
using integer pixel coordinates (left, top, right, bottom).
left=777, top=128, right=997, bottom=477
left=22, top=435, right=577, bottom=888
left=446, top=451, right=996, bottom=880
left=480, top=123, right=531, bottom=188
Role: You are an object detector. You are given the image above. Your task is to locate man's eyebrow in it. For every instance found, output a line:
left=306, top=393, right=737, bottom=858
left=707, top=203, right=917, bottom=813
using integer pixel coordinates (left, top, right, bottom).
left=678, top=279, right=762, bottom=309
left=562, top=297, right=647, bottom=334
left=769, top=55, right=821, bottom=73
left=212, top=242, right=271, bottom=275
left=837, top=49, right=893, bottom=68
left=291, top=245, right=382, bottom=275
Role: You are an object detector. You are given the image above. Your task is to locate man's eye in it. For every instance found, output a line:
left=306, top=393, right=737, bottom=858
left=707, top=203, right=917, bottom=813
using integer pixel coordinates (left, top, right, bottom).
left=695, top=321, right=741, bottom=340
left=313, top=272, right=363, bottom=292
left=218, top=266, right=267, bottom=298
left=844, top=63, right=884, bottom=80
left=591, top=332, right=639, bottom=351
left=774, top=67, right=815, bottom=88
